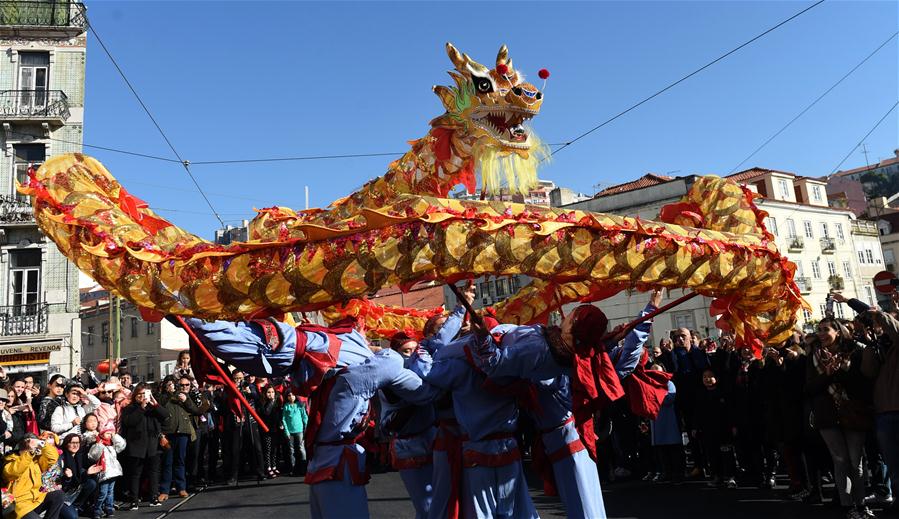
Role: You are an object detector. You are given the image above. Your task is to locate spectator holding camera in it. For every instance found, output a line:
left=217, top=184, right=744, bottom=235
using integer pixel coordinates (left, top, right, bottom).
left=57, top=433, right=100, bottom=519
left=120, top=383, right=169, bottom=509
left=3, top=432, right=65, bottom=519
left=158, top=376, right=201, bottom=501
left=50, top=383, right=100, bottom=439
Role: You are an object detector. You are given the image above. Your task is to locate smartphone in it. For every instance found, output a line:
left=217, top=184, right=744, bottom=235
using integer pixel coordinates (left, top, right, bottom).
left=825, top=294, right=835, bottom=318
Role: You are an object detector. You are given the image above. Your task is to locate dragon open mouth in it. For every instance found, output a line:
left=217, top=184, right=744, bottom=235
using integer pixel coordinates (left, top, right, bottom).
left=473, top=107, right=537, bottom=149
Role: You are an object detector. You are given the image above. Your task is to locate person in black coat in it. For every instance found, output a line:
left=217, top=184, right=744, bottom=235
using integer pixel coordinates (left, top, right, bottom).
left=119, top=383, right=170, bottom=509
left=58, top=433, right=100, bottom=518
left=693, top=368, right=737, bottom=488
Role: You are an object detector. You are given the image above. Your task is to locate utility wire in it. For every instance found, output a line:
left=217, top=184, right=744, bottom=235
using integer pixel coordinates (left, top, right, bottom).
left=551, top=0, right=826, bottom=157
left=729, top=31, right=898, bottom=174
left=88, top=23, right=227, bottom=227
left=9, top=131, right=180, bottom=163
left=828, top=100, right=898, bottom=177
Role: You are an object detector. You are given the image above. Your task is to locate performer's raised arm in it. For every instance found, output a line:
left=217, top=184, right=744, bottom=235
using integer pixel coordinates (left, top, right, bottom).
left=420, top=282, right=476, bottom=355
left=182, top=317, right=297, bottom=377
left=608, top=289, right=663, bottom=379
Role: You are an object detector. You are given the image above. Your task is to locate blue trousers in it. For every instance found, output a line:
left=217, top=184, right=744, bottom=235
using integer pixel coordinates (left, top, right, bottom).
left=309, top=467, right=369, bottom=519
left=159, top=433, right=190, bottom=494
left=462, top=461, right=538, bottom=519
left=553, top=450, right=606, bottom=519
left=95, top=480, right=115, bottom=516
left=399, top=465, right=433, bottom=519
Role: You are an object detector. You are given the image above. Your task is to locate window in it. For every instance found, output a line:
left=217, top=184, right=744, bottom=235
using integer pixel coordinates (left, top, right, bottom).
left=9, top=249, right=40, bottom=316
left=802, top=309, right=813, bottom=321
left=827, top=261, right=836, bottom=276
left=804, top=221, right=814, bottom=238
left=835, top=223, right=844, bottom=241
left=495, top=278, right=508, bottom=298
left=859, top=249, right=867, bottom=264
left=778, top=179, right=791, bottom=199
left=101, top=322, right=109, bottom=345
left=478, top=282, right=488, bottom=300
left=510, top=276, right=520, bottom=292
left=786, top=219, right=797, bottom=238
left=819, top=304, right=828, bottom=317
left=864, top=286, right=875, bottom=305
left=866, top=248, right=874, bottom=264
left=836, top=304, right=845, bottom=318
left=131, top=317, right=138, bottom=338
left=811, top=260, right=821, bottom=279
left=843, top=261, right=852, bottom=278
left=812, top=185, right=823, bottom=202
left=885, top=249, right=896, bottom=269
left=146, top=322, right=155, bottom=335
left=17, top=52, right=49, bottom=112
left=13, top=144, right=45, bottom=203
left=795, top=261, right=804, bottom=278
left=820, top=222, right=829, bottom=238
left=671, top=311, right=695, bottom=331
left=766, top=217, right=778, bottom=236
left=87, top=326, right=94, bottom=346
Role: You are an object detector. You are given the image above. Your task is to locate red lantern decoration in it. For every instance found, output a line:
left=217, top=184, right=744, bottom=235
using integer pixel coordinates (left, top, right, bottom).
left=496, top=64, right=509, bottom=76
left=538, top=68, right=550, bottom=80
left=97, top=360, right=117, bottom=375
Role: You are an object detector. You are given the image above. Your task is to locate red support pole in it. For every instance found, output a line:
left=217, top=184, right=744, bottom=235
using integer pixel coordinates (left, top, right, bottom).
left=601, top=291, right=701, bottom=342
left=173, top=315, right=270, bottom=433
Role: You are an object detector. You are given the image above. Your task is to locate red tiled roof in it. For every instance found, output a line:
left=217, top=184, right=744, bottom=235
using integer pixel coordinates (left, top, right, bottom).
left=835, top=156, right=899, bottom=177
left=370, top=284, right=446, bottom=310
left=725, top=167, right=798, bottom=183
left=594, top=173, right=674, bottom=197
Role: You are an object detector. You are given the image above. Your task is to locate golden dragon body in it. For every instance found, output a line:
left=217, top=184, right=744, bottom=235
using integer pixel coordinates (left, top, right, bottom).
left=23, top=44, right=806, bottom=351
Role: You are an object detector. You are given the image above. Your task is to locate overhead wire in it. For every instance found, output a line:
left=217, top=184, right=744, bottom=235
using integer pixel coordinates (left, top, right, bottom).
left=827, top=100, right=899, bottom=178
left=87, top=22, right=227, bottom=227
left=729, top=31, right=898, bottom=174
left=550, top=0, right=826, bottom=157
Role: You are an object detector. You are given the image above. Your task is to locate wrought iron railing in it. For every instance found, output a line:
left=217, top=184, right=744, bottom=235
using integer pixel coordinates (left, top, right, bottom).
left=0, top=90, right=69, bottom=120
left=795, top=277, right=812, bottom=294
left=0, top=1, right=86, bottom=29
left=788, top=237, right=804, bottom=251
left=0, top=194, right=34, bottom=223
left=0, top=303, right=48, bottom=336
left=820, top=237, right=836, bottom=253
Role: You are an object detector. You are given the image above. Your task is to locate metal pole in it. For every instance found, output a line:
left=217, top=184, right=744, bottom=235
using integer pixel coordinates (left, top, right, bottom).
left=107, top=295, right=113, bottom=374
left=115, top=296, right=121, bottom=366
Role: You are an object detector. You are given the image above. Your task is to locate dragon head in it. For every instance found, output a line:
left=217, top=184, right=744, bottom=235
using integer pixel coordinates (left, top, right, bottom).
left=432, top=43, right=546, bottom=167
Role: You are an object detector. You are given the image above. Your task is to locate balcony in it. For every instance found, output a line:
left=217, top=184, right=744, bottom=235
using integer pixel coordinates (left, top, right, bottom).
left=0, top=90, right=70, bottom=124
left=788, top=237, right=804, bottom=252
left=796, top=276, right=812, bottom=294
left=820, top=237, right=836, bottom=253
left=828, top=275, right=845, bottom=291
left=0, top=195, right=35, bottom=225
left=0, top=1, right=87, bottom=36
left=0, top=303, right=48, bottom=336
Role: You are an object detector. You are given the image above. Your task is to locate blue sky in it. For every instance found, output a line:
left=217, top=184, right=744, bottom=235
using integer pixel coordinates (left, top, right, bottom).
left=82, top=1, right=898, bottom=237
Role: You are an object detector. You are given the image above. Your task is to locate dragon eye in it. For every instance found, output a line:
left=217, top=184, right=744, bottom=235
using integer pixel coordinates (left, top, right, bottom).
left=512, top=87, right=522, bottom=96
left=536, top=92, right=543, bottom=100
left=474, top=77, right=493, bottom=93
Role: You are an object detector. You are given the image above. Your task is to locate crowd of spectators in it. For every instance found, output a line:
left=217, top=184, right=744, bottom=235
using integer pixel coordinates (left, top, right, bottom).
left=0, top=349, right=309, bottom=519
left=596, top=292, right=898, bottom=519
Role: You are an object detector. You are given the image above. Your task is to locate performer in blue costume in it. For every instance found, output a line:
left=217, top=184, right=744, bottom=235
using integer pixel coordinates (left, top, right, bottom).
left=483, top=290, right=661, bottom=519
left=380, top=333, right=437, bottom=519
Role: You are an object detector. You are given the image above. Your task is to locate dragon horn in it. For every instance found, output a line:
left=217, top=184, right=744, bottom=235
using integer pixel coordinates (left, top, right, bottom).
left=496, top=45, right=510, bottom=68
left=446, top=42, right=467, bottom=71
left=462, top=52, right=490, bottom=75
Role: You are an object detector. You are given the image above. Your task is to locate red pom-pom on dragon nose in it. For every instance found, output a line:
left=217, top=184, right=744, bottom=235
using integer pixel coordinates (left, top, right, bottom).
left=496, top=64, right=509, bottom=76
left=538, top=68, right=550, bottom=80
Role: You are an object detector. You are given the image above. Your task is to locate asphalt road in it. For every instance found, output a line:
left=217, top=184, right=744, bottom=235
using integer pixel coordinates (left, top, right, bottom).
left=124, top=470, right=894, bottom=519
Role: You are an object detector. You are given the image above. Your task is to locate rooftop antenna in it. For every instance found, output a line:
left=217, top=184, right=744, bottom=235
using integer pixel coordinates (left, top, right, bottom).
left=862, top=143, right=872, bottom=171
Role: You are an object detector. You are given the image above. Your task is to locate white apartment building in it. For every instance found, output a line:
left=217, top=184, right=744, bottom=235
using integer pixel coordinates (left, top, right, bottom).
left=559, top=167, right=881, bottom=342
left=0, top=1, right=86, bottom=380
